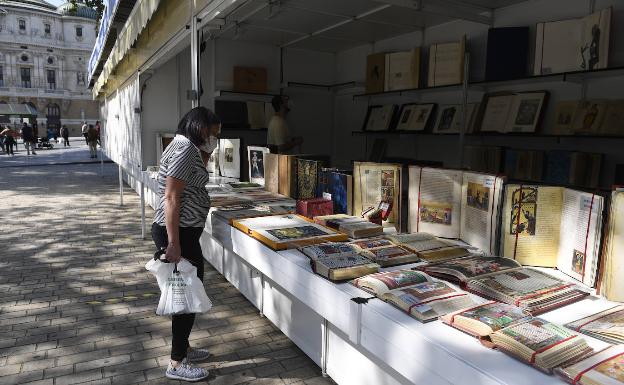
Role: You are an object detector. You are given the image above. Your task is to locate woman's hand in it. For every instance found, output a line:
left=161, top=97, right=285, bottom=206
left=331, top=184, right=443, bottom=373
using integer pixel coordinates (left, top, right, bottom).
left=165, top=242, right=182, bottom=263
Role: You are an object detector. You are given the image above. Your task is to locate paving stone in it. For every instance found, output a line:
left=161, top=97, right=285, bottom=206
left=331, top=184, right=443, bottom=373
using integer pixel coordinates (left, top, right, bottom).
left=0, top=160, right=335, bottom=385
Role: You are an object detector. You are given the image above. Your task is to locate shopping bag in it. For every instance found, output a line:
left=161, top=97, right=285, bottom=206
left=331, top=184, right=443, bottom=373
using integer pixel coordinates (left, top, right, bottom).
left=145, top=249, right=213, bottom=316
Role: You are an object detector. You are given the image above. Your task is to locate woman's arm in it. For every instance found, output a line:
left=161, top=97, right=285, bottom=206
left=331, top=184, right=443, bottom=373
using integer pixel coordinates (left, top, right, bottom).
left=163, top=176, right=186, bottom=263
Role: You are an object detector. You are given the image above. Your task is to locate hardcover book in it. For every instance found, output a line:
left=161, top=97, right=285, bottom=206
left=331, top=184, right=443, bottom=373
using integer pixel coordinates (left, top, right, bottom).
left=500, top=185, right=604, bottom=287
left=366, top=53, right=386, bottom=94
left=557, top=345, right=624, bottom=385
left=264, top=153, right=279, bottom=193
left=314, top=215, right=384, bottom=238
left=297, top=158, right=324, bottom=200
left=420, top=255, right=522, bottom=286
left=382, top=281, right=477, bottom=323
left=566, top=305, right=624, bottom=345
left=408, top=167, right=505, bottom=254
left=602, top=191, right=624, bottom=302
left=296, top=198, right=333, bottom=219
left=534, top=7, right=611, bottom=75
left=299, top=242, right=362, bottom=260
left=313, top=255, right=380, bottom=281
left=352, top=269, right=433, bottom=296
left=278, top=154, right=297, bottom=198
left=317, top=168, right=353, bottom=215
left=485, top=27, right=529, bottom=81
left=428, top=35, right=465, bottom=87
left=359, top=245, right=420, bottom=267
left=384, top=49, right=420, bottom=91
left=385, top=232, right=469, bottom=262
left=490, top=318, right=592, bottom=373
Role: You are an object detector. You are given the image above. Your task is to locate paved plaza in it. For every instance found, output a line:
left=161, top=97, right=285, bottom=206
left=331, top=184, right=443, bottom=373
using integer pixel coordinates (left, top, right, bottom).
left=0, top=144, right=334, bottom=385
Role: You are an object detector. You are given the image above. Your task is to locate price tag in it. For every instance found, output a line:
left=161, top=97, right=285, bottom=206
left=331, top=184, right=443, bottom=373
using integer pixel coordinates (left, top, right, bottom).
left=484, top=177, right=495, bottom=188
left=323, top=192, right=332, bottom=201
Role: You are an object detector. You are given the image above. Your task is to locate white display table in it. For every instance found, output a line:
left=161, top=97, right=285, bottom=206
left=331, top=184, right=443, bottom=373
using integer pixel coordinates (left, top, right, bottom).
left=200, top=214, right=613, bottom=385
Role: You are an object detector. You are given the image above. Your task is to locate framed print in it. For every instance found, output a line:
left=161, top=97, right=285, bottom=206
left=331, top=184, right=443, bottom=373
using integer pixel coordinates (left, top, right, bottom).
left=506, top=91, right=548, bottom=133
left=433, top=104, right=478, bottom=134
left=395, top=103, right=435, bottom=131
left=478, top=93, right=514, bottom=132
left=572, top=100, right=608, bottom=135
left=363, top=105, right=397, bottom=131
left=552, top=101, right=580, bottom=135
left=247, top=146, right=270, bottom=185
left=218, top=138, right=241, bottom=179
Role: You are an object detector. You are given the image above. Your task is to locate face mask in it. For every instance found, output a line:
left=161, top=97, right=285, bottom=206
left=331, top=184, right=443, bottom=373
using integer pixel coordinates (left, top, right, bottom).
left=199, top=135, right=218, bottom=154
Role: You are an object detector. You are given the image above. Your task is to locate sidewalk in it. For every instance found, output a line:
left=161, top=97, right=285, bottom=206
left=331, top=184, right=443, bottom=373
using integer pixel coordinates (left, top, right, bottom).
left=0, top=157, right=333, bottom=385
left=0, top=137, right=106, bottom=168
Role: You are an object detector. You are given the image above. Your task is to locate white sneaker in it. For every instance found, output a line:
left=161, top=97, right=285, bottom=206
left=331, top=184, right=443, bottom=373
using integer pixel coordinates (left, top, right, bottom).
left=165, top=360, right=209, bottom=382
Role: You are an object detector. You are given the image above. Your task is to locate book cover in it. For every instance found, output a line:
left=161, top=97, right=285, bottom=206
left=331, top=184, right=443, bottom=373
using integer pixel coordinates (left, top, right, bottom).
left=297, top=158, right=324, bottom=200
left=318, top=169, right=353, bottom=215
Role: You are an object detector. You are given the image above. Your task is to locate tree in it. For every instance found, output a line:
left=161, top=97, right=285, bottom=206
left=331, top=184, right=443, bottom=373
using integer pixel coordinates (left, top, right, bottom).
left=69, top=0, right=105, bottom=33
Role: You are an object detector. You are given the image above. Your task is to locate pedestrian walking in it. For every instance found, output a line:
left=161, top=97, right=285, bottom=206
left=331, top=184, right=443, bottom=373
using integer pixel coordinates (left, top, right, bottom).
left=1, top=126, right=15, bottom=155
left=60, top=125, right=70, bottom=147
left=151, top=106, right=220, bottom=382
left=87, top=124, right=98, bottom=158
left=20, top=122, right=36, bottom=155
left=81, top=121, right=88, bottom=144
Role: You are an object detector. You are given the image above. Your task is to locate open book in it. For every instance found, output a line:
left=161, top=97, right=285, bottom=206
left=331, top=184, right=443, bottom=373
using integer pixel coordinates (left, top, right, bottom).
left=420, top=255, right=523, bottom=286
left=556, top=345, right=624, bottom=385
left=468, top=268, right=589, bottom=315
left=353, top=162, right=403, bottom=231
left=500, top=184, right=604, bottom=287
left=601, top=190, right=624, bottom=302
left=408, top=167, right=504, bottom=255
left=382, top=281, right=477, bottom=323
left=385, top=233, right=470, bottom=262
left=490, top=318, right=592, bottom=373
left=314, top=214, right=384, bottom=238
left=442, top=301, right=530, bottom=340
left=566, top=305, right=624, bottom=345
left=352, top=269, right=433, bottom=296
left=358, top=245, right=420, bottom=267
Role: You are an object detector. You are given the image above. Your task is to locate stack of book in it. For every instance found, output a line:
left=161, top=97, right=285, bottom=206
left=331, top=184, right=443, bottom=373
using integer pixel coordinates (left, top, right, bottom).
left=314, top=214, right=384, bottom=238
left=386, top=233, right=470, bottom=262
left=298, top=242, right=379, bottom=281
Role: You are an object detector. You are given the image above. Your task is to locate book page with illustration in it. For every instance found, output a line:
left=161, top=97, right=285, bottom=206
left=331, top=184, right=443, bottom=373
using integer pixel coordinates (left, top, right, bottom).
left=501, top=185, right=563, bottom=266
left=354, top=162, right=401, bottom=229
left=408, top=166, right=462, bottom=238
left=460, top=172, right=504, bottom=254
left=556, top=189, right=603, bottom=287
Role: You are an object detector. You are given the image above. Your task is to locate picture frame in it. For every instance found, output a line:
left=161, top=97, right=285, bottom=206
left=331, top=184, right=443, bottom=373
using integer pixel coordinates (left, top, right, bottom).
left=395, top=103, right=435, bottom=131
left=218, top=138, right=241, bottom=179
left=362, top=105, right=397, bottom=132
left=432, top=104, right=478, bottom=134
left=247, top=146, right=270, bottom=185
left=506, top=91, right=548, bottom=133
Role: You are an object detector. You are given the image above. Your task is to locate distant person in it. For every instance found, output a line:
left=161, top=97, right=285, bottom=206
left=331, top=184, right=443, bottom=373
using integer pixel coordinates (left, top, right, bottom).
left=52, top=126, right=58, bottom=143
left=60, top=125, right=70, bottom=147
left=87, top=124, right=98, bottom=158
left=267, top=95, right=302, bottom=154
left=20, top=122, right=36, bottom=155
left=81, top=121, right=89, bottom=144
left=32, top=122, right=39, bottom=141
left=95, top=120, right=101, bottom=145
left=1, top=126, right=15, bottom=156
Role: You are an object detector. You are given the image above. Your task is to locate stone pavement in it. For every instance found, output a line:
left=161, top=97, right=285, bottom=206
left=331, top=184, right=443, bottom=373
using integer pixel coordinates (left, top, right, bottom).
left=0, top=146, right=335, bottom=385
left=0, top=137, right=106, bottom=168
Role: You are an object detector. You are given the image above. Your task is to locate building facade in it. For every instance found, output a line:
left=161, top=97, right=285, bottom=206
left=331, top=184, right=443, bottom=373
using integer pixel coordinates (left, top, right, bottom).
left=0, top=0, right=98, bottom=136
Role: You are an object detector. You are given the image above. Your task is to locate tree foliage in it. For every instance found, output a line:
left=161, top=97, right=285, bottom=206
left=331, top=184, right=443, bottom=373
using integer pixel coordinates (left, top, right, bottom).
left=68, top=0, right=106, bottom=33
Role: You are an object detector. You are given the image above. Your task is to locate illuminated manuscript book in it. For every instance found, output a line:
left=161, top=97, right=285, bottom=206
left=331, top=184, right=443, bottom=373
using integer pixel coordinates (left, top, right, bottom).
left=557, top=345, right=624, bottom=385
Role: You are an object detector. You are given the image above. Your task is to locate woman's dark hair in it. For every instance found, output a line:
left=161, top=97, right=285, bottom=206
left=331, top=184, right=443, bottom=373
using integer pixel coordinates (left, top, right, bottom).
left=176, top=106, right=221, bottom=146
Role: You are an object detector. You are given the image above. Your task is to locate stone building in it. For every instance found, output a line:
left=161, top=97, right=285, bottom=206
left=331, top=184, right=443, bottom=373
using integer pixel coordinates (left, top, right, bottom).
left=0, top=0, right=98, bottom=136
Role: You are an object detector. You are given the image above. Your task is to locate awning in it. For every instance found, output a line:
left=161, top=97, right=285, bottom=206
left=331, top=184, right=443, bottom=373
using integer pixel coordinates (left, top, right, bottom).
left=0, top=103, right=38, bottom=117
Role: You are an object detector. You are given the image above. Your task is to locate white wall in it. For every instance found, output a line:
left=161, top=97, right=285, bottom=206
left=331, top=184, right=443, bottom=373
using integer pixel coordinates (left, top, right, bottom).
left=331, top=0, right=624, bottom=187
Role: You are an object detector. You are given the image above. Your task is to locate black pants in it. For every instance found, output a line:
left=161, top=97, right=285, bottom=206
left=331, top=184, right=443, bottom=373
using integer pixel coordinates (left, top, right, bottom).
left=151, top=223, right=205, bottom=361
left=63, top=137, right=69, bottom=146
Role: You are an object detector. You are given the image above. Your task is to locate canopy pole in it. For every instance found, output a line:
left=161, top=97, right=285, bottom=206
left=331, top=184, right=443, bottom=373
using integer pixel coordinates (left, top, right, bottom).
left=118, top=164, right=124, bottom=206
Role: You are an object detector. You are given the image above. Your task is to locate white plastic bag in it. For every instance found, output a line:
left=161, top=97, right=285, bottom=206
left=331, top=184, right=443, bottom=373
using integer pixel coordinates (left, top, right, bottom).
left=146, top=257, right=212, bottom=316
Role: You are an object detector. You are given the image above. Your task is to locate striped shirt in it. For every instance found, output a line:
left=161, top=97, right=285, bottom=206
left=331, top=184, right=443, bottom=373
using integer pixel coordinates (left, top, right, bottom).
left=154, top=135, right=211, bottom=228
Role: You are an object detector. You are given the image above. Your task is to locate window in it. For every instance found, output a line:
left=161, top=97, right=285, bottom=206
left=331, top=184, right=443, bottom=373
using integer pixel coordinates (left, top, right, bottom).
left=0, top=66, right=4, bottom=87
left=18, top=19, right=25, bottom=31
left=75, top=26, right=82, bottom=37
left=44, top=23, right=50, bottom=35
left=20, top=67, right=31, bottom=88
left=47, top=104, right=60, bottom=118
left=47, top=69, right=55, bottom=90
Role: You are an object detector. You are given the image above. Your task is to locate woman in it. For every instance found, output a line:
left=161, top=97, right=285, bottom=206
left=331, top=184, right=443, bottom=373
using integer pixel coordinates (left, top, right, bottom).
left=151, top=107, right=220, bottom=382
